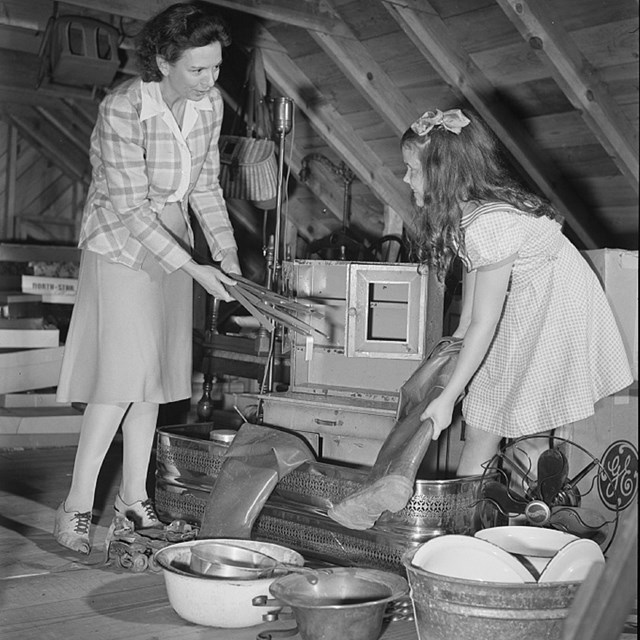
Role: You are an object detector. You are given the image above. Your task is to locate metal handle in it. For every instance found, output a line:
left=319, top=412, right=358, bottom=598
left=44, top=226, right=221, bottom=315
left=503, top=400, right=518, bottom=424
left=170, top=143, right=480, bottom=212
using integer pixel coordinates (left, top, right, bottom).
left=256, top=627, right=299, bottom=640
left=313, top=418, right=340, bottom=426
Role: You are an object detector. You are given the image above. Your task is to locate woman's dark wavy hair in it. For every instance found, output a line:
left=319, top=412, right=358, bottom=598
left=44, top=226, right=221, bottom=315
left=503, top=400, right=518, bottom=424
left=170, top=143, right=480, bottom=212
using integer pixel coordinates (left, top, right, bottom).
left=401, top=108, right=555, bottom=280
left=135, top=2, right=231, bottom=82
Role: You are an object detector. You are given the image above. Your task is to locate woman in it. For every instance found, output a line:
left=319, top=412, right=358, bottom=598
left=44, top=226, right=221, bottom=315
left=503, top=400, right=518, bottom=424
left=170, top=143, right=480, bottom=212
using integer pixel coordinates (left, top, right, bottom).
left=402, top=108, right=632, bottom=476
left=54, top=2, right=240, bottom=554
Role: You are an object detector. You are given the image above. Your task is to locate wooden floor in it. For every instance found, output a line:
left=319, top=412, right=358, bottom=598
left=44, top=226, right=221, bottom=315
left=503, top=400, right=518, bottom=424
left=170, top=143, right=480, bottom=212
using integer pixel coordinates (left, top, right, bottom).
left=0, top=441, right=422, bottom=640
left=0, top=441, right=637, bottom=640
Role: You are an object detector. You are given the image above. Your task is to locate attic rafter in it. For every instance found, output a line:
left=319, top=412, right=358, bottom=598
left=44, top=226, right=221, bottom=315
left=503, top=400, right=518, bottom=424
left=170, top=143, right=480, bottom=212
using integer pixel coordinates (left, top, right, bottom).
left=62, top=100, right=99, bottom=135
left=2, top=123, right=17, bottom=239
left=256, top=27, right=416, bottom=232
left=60, top=0, right=173, bottom=23
left=0, top=86, right=69, bottom=110
left=34, top=107, right=90, bottom=156
left=208, top=0, right=351, bottom=36
left=309, top=30, right=419, bottom=135
left=381, top=0, right=609, bottom=250
left=61, top=0, right=352, bottom=36
left=496, top=0, right=639, bottom=195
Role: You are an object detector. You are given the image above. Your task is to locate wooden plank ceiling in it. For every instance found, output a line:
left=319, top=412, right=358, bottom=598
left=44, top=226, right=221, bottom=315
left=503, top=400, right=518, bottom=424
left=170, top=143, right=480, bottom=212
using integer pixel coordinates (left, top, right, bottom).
left=0, top=0, right=637, bottom=253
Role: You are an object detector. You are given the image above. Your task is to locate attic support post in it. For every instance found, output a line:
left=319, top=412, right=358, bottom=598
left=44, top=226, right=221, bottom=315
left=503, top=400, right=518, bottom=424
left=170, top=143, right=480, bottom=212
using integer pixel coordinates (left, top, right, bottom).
left=3, top=124, right=17, bottom=239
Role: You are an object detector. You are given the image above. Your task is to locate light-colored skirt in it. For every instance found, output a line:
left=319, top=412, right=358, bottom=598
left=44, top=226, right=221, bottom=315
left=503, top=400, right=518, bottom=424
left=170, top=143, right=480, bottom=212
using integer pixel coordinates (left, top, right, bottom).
left=56, top=204, right=193, bottom=404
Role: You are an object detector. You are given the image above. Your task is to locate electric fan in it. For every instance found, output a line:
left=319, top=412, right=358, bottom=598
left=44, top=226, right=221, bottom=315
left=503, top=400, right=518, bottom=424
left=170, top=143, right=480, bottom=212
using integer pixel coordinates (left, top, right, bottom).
left=477, top=434, right=619, bottom=552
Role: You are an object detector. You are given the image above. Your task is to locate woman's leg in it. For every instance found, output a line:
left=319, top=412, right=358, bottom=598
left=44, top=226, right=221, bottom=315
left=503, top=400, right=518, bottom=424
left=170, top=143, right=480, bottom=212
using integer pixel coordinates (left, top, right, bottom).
left=55, top=402, right=128, bottom=553
left=114, top=401, right=161, bottom=529
left=65, top=403, right=129, bottom=511
left=119, top=401, right=159, bottom=503
left=457, top=426, right=503, bottom=476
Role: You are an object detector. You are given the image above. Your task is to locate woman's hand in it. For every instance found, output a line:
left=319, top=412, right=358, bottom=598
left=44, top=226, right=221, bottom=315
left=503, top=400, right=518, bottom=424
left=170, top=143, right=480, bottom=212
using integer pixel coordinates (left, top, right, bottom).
left=420, top=394, right=456, bottom=440
left=219, top=250, right=241, bottom=276
left=182, top=261, right=237, bottom=302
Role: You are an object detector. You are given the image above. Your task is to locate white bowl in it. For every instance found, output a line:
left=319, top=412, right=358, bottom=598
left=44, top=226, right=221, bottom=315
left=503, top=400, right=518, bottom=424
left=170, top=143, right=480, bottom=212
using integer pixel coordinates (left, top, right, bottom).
left=538, top=538, right=605, bottom=583
left=410, top=534, right=535, bottom=583
left=154, top=539, right=304, bottom=627
left=475, top=526, right=579, bottom=557
left=474, top=526, right=579, bottom=574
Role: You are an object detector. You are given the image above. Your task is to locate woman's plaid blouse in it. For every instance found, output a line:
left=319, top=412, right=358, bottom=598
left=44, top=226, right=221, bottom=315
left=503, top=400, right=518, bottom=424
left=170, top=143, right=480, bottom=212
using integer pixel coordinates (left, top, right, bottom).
left=78, top=77, right=237, bottom=273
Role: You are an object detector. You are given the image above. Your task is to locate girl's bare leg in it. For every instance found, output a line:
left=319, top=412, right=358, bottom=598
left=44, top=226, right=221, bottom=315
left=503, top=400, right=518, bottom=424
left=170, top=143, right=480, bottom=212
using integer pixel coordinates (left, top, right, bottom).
left=457, top=426, right=502, bottom=477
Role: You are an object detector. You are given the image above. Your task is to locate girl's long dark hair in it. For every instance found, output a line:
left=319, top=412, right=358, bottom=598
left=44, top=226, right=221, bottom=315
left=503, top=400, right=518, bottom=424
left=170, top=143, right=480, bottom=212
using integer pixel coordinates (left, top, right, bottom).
left=402, top=109, right=555, bottom=279
left=135, top=2, right=231, bottom=82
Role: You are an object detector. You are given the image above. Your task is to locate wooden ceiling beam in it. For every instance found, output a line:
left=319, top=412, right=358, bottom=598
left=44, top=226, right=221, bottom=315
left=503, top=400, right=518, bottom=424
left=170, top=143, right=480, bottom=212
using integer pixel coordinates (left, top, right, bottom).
left=257, top=26, right=416, bottom=231
left=381, top=0, right=609, bottom=249
left=57, top=0, right=173, bottom=23
left=34, top=106, right=91, bottom=155
left=62, top=99, right=99, bottom=133
left=2, top=123, right=17, bottom=239
left=496, top=0, right=639, bottom=195
left=309, top=29, right=419, bottom=135
left=0, top=86, right=68, bottom=109
left=61, top=0, right=352, bottom=36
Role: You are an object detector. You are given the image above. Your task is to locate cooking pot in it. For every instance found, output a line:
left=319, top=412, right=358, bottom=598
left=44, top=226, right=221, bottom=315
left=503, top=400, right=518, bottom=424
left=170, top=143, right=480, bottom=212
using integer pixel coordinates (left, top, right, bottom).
left=256, top=567, right=409, bottom=640
left=154, top=539, right=304, bottom=628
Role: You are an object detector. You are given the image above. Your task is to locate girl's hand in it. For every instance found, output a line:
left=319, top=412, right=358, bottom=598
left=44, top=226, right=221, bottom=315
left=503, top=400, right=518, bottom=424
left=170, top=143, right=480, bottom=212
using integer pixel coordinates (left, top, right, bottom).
left=420, top=395, right=456, bottom=440
left=183, top=261, right=236, bottom=302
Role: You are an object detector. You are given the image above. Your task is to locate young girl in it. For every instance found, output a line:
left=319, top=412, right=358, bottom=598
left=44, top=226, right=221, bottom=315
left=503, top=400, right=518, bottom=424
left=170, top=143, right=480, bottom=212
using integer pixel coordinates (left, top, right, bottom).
left=402, top=108, right=633, bottom=476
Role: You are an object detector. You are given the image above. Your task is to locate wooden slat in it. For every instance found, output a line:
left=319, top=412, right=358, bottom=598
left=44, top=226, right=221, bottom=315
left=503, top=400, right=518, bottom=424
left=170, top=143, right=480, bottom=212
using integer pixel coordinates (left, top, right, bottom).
left=0, top=24, right=43, bottom=54
left=0, top=86, right=76, bottom=110
left=19, top=172, right=76, bottom=221
left=0, top=0, right=51, bottom=31
left=496, top=0, right=639, bottom=194
left=61, top=99, right=99, bottom=136
left=6, top=112, right=90, bottom=186
left=0, top=242, right=80, bottom=262
left=309, top=29, right=419, bottom=133
left=381, top=0, right=611, bottom=249
left=14, top=149, right=63, bottom=208
left=469, top=18, right=639, bottom=87
left=62, top=0, right=353, bottom=36
left=562, top=503, right=638, bottom=640
left=0, top=47, right=100, bottom=105
left=33, top=107, right=91, bottom=156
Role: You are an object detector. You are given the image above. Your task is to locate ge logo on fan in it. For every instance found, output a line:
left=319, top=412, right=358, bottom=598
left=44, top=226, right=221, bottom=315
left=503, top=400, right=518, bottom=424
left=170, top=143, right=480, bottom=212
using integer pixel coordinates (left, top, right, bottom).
left=598, top=440, right=638, bottom=511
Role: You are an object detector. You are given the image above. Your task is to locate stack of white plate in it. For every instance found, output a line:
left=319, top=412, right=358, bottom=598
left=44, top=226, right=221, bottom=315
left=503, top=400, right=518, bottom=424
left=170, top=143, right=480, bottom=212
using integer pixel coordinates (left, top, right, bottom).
left=475, top=526, right=605, bottom=583
left=409, top=527, right=604, bottom=583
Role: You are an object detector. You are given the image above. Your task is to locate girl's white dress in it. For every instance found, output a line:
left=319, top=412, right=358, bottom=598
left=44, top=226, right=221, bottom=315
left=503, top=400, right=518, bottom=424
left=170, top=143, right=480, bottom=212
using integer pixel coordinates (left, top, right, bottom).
left=460, top=202, right=633, bottom=438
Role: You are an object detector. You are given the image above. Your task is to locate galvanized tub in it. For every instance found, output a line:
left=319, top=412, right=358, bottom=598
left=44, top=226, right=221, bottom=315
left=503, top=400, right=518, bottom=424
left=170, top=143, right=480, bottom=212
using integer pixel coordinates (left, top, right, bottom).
left=402, top=545, right=580, bottom=640
left=155, top=423, right=496, bottom=573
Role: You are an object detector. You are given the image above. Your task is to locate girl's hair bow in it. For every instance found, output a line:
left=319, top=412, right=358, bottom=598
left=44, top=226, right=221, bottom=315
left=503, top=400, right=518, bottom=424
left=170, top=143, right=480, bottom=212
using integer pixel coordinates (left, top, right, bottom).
left=410, top=109, right=471, bottom=136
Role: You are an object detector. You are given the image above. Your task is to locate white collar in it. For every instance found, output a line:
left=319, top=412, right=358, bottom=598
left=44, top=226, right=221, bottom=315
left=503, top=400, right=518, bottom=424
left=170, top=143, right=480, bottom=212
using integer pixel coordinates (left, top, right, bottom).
left=140, top=80, right=213, bottom=127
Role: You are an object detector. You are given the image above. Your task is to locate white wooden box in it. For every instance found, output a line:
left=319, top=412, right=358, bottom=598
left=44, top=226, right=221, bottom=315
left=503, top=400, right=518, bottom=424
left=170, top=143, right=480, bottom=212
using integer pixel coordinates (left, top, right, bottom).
left=282, top=260, right=444, bottom=400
